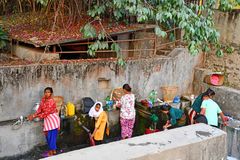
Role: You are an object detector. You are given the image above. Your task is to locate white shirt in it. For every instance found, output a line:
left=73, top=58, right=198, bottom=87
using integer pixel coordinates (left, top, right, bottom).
left=119, top=93, right=135, bottom=119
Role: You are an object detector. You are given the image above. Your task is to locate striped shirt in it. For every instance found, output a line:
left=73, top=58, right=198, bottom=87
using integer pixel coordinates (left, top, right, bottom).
left=34, top=97, right=60, bottom=131
left=43, top=113, right=60, bottom=131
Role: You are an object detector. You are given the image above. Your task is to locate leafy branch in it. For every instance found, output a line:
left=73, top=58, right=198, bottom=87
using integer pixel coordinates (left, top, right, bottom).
left=85, top=0, right=239, bottom=57
left=80, top=17, right=126, bottom=66
left=0, top=27, right=8, bottom=50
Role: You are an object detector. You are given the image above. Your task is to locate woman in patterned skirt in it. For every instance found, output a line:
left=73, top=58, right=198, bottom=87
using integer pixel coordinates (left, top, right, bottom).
left=117, top=84, right=136, bottom=139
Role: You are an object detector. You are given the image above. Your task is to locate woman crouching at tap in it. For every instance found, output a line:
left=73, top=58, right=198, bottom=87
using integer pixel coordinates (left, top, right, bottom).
left=28, top=87, right=60, bottom=157
left=89, top=102, right=109, bottom=145
left=160, top=104, right=186, bottom=130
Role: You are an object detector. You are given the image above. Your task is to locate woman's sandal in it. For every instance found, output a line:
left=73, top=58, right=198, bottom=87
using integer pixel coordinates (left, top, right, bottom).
left=41, top=151, right=50, bottom=158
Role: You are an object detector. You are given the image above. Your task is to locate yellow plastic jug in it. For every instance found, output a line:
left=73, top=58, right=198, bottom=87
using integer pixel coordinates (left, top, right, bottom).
left=66, top=102, right=75, bottom=116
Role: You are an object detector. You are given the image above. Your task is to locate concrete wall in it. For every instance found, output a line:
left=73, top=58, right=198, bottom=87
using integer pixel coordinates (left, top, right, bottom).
left=0, top=122, right=44, bottom=158
left=193, top=67, right=240, bottom=120
left=13, top=45, right=59, bottom=62
left=43, top=124, right=227, bottom=160
left=0, top=48, right=203, bottom=157
left=0, top=48, right=202, bottom=122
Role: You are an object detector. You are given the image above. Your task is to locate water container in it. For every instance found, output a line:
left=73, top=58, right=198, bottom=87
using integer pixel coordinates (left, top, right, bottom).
left=32, top=103, right=40, bottom=122
left=66, top=102, right=75, bottom=116
left=161, top=86, right=178, bottom=103
left=148, top=90, right=157, bottom=104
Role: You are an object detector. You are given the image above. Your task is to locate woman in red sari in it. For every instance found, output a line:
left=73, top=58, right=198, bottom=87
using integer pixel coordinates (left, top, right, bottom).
left=28, top=87, right=60, bottom=157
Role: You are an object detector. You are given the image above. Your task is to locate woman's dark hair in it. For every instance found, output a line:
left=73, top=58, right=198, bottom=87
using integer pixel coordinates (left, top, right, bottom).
left=193, top=114, right=208, bottom=124
left=95, top=103, right=101, bottom=107
left=203, top=88, right=215, bottom=97
left=44, top=87, right=53, bottom=93
left=160, top=104, right=171, bottom=111
left=123, top=84, right=131, bottom=92
left=207, top=88, right=215, bottom=96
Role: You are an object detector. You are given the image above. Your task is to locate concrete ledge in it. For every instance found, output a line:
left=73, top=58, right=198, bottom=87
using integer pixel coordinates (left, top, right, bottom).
left=0, top=122, right=45, bottom=157
left=44, top=124, right=227, bottom=160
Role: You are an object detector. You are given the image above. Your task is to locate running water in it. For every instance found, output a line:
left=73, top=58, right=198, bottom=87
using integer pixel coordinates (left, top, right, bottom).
left=220, top=117, right=240, bottom=159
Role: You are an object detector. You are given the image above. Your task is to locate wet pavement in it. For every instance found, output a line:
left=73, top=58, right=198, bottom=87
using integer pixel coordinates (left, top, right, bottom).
left=1, top=136, right=121, bottom=160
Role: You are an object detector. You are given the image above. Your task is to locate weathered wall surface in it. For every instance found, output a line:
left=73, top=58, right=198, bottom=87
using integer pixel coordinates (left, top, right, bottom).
left=0, top=48, right=202, bottom=157
left=13, top=45, right=59, bottom=62
left=193, top=67, right=240, bottom=120
left=214, top=11, right=240, bottom=45
left=0, top=122, right=44, bottom=158
left=205, top=11, right=240, bottom=89
left=0, top=48, right=202, bottom=122
left=205, top=51, right=240, bottom=90
left=43, top=124, right=227, bottom=160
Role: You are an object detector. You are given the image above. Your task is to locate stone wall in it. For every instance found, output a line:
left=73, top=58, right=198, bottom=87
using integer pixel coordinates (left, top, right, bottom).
left=193, top=67, right=240, bottom=120
left=0, top=48, right=203, bottom=157
left=205, top=11, right=240, bottom=89
left=42, top=124, right=227, bottom=160
left=205, top=51, right=240, bottom=90
left=213, top=11, right=240, bottom=45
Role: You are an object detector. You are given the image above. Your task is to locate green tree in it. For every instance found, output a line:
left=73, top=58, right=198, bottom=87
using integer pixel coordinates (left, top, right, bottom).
left=0, top=27, right=8, bottom=50
left=82, top=0, right=239, bottom=57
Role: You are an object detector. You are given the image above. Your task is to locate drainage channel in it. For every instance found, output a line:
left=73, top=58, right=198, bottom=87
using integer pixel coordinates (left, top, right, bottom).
left=220, top=118, right=240, bottom=159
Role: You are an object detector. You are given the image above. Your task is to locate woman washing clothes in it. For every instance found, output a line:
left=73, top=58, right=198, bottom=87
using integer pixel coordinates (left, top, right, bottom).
left=189, top=88, right=215, bottom=124
left=200, top=91, right=228, bottom=127
left=28, top=87, right=60, bottom=157
left=160, top=104, right=186, bottom=130
left=88, top=102, right=109, bottom=145
left=117, top=84, right=136, bottom=139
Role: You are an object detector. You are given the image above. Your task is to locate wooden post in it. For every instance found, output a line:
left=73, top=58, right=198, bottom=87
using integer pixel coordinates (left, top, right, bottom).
left=154, top=35, right=157, bottom=56
left=53, top=45, right=56, bottom=53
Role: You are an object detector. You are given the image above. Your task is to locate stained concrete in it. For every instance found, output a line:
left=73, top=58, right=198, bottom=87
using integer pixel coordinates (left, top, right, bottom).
left=43, top=124, right=227, bottom=160
left=0, top=121, right=44, bottom=157
left=193, top=67, right=240, bottom=159
left=0, top=48, right=203, bottom=157
left=0, top=48, right=202, bottom=122
left=13, top=45, right=59, bottom=62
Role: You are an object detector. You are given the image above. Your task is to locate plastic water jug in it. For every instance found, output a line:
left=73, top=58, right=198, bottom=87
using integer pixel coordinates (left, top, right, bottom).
left=66, top=102, right=75, bottom=116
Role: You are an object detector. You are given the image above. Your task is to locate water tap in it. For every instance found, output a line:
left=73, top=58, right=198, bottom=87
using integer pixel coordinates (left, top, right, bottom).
left=20, top=116, right=24, bottom=122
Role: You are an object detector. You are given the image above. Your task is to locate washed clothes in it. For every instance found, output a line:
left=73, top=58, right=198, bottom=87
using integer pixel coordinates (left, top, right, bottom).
left=201, top=99, right=222, bottom=126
